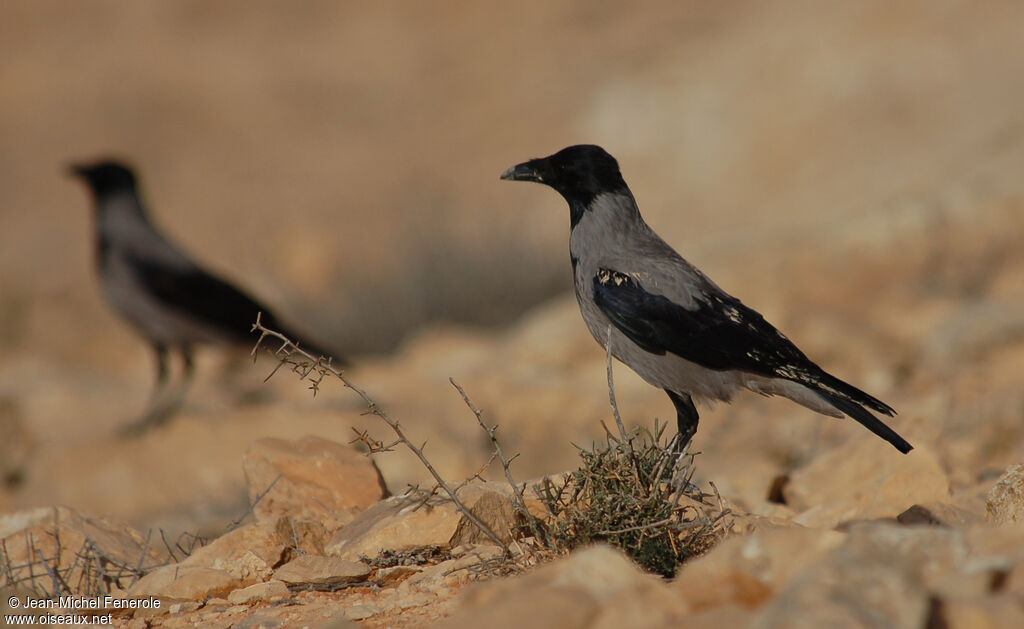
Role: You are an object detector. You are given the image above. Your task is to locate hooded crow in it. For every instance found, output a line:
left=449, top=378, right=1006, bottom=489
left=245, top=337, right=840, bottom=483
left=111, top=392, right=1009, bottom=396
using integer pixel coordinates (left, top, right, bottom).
left=70, top=159, right=338, bottom=432
left=501, top=145, right=911, bottom=453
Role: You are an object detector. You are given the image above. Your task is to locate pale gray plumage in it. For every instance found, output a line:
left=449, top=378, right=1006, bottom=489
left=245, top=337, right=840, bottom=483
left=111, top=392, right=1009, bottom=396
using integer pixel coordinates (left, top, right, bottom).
left=501, top=144, right=911, bottom=453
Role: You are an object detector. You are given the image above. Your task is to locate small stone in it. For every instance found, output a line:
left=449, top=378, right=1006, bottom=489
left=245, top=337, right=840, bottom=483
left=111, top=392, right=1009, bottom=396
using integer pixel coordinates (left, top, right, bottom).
left=125, top=618, right=149, bottom=629
left=230, top=613, right=283, bottom=629
left=227, top=579, right=291, bottom=604
left=273, top=555, right=372, bottom=586
left=344, top=603, right=382, bottom=620
left=311, top=612, right=359, bottom=629
left=897, top=503, right=984, bottom=528
left=167, top=602, right=201, bottom=614
left=205, top=598, right=231, bottom=607
left=375, top=565, right=422, bottom=584
left=450, top=543, right=505, bottom=560
left=986, top=463, right=1024, bottom=524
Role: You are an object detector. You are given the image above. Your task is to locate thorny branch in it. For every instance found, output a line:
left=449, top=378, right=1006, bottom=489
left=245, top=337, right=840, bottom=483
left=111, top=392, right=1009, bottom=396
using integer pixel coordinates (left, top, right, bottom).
left=251, top=313, right=509, bottom=552
left=450, top=378, right=547, bottom=545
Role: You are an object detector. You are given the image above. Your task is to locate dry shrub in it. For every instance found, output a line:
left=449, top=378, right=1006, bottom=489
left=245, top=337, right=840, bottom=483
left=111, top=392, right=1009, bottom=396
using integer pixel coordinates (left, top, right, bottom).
left=532, top=423, right=730, bottom=577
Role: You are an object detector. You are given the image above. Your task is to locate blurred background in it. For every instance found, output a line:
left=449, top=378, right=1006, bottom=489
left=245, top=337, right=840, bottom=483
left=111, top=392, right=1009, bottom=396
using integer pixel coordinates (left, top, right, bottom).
left=1, top=1, right=1023, bottom=538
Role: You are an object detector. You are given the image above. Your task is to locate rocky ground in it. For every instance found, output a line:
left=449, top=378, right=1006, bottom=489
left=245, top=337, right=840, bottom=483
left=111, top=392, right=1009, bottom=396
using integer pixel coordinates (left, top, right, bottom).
left=3, top=1, right=1024, bottom=627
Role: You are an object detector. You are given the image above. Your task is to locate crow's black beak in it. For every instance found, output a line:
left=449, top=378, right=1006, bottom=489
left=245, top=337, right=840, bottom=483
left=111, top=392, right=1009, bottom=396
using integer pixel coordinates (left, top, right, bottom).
left=66, top=163, right=90, bottom=179
left=500, top=161, right=542, bottom=183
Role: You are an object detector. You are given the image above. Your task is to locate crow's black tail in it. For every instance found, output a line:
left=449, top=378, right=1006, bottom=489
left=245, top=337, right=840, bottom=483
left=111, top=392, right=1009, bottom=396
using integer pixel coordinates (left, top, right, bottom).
left=809, top=370, right=912, bottom=454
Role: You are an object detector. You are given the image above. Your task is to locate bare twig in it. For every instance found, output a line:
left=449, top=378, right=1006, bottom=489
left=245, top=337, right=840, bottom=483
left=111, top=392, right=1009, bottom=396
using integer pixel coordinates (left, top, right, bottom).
left=226, top=474, right=282, bottom=533
left=450, top=378, right=546, bottom=545
left=252, top=314, right=509, bottom=552
left=605, top=326, right=629, bottom=441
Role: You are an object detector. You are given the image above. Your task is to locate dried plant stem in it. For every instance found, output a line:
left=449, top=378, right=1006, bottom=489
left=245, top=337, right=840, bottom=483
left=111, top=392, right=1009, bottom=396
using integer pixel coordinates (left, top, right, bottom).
left=252, top=314, right=508, bottom=552
left=449, top=378, right=547, bottom=544
left=605, top=326, right=629, bottom=440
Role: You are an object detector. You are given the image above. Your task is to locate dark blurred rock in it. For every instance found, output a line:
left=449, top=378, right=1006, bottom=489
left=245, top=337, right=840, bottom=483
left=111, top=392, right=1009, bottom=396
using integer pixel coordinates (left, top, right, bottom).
left=897, top=503, right=984, bottom=528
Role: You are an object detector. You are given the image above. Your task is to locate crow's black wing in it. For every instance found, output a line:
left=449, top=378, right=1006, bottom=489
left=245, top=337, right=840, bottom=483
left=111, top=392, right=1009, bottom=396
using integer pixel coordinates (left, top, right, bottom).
left=591, top=267, right=910, bottom=452
left=126, top=253, right=281, bottom=343
left=592, top=268, right=809, bottom=375
left=591, top=267, right=897, bottom=416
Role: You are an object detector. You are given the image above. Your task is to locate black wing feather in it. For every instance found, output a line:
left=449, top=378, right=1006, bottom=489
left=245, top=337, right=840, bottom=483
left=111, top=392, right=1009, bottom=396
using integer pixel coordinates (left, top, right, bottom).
left=126, top=253, right=337, bottom=360
left=592, top=268, right=808, bottom=375
left=591, top=268, right=902, bottom=437
left=128, top=253, right=277, bottom=343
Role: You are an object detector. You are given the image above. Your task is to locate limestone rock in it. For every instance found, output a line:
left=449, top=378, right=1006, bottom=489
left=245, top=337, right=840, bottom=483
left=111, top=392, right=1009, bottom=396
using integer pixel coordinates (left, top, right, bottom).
left=273, top=554, right=371, bottom=586
left=227, top=580, right=290, bottom=604
left=937, top=596, right=1024, bottom=629
left=311, top=614, right=360, bottom=629
left=783, top=439, right=950, bottom=527
left=753, top=522, right=967, bottom=629
left=0, top=506, right=169, bottom=595
left=440, top=545, right=685, bottom=629
left=325, top=484, right=514, bottom=561
left=405, top=544, right=506, bottom=591
left=127, top=565, right=241, bottom=601
left=342, top=603, right=382, bottom=621
left=177, top=523, right=283, bottom=582
left=243, top=435, right=389, bottom=530
left=672, top=526, right=846, bottom=611
left=985, top=463, right=1024, bottom=525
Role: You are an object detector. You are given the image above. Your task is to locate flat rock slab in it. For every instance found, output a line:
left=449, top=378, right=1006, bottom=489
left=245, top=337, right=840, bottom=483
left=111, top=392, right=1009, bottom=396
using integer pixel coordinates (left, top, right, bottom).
left=326, top=485, right=514, bottom=562
left=227, top=579, right=290, bottom=604
left=128, top=565, right=242, bottom=601
left=273, top=554, right=372, bottom=586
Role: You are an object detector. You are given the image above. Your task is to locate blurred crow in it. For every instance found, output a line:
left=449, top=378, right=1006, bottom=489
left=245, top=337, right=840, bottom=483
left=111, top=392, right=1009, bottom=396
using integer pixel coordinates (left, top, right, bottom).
left=69, top=159, right=338, bottom=433
left=501, top=145, right=911, bottom=453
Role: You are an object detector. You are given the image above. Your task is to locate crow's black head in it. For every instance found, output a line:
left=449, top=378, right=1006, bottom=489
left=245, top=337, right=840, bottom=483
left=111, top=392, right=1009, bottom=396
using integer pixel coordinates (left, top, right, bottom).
left=68, top=160, right=138, bottom=198
left=501, top=145, right=628, bottom=209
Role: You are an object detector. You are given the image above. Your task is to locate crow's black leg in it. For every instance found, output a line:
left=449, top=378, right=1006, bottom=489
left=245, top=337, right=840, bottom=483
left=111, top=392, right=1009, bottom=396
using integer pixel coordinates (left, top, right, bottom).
left=180, top=346, right=196, bottom=395
left=666, top=390, right=699, bottom=450
left=158, top=345, right=195, bottom=423
left=122, top=343, right=173, bottom=436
